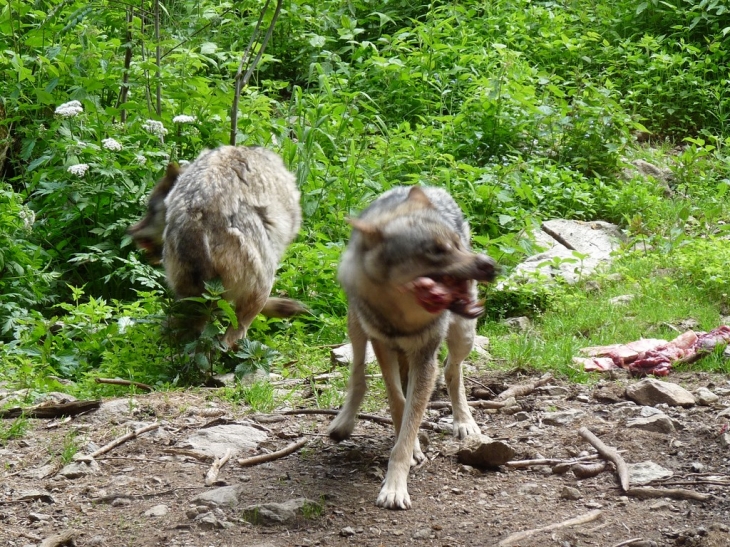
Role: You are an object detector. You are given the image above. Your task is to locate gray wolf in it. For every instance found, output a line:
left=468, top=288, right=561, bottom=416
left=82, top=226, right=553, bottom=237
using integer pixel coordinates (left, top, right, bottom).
left=328, top=185, right=498, bottom=509
left=128, top=145, right=305, bottom=347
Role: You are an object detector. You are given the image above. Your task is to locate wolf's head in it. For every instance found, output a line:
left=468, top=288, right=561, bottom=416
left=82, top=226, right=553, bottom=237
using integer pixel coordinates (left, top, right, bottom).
left=127, top=163, right=181, bottom=264
left=346, top=186, right=499, bottom=319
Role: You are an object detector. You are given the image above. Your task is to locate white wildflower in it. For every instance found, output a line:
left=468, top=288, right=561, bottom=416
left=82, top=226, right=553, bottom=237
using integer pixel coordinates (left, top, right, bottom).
left=172, top=115, right=197, bottom=124
left=134, top=154, right=147, bottom=165
left=142, top=119, right=168, bottom=137
left=67, top=163, right=90, bottom=177
left=102, top=138, right=122, bottom=151
left=55, top=100, right=83, bottom=118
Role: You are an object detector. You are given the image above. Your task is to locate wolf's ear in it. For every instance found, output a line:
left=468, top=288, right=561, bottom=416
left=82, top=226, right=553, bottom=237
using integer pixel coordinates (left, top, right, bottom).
left=347, top=217, right=383, bottom=246
left=160, top=163, right=181, bottom=192
left=407, top=185, right=434, bottom=208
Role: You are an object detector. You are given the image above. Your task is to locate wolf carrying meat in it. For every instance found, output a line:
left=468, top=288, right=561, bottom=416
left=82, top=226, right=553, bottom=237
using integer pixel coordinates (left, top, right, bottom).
left=328, top=185, right=498, bottom=509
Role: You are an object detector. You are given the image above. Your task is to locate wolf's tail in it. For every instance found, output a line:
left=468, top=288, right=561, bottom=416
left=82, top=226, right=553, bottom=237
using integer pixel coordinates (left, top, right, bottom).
left=261, top=297, right=309, bottom=318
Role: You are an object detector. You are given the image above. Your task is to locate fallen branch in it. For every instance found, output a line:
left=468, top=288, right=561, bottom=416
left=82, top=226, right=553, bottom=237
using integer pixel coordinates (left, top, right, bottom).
left=496, top=373, right=553, bottom=401
left=238, top=438, right=308, bottom=467
left=90, top=487, right=204, bottom=504
left=611, top=539, right=646, bottom=547
left=0, top=400, right=101, bottom=419
left=506, top=453, right=600, bottom=469
left=81, top=422, right=160, bottom=460
left=627, top=487, right=712, bottom=502
left=162, top=448, right=214, bottom=462
left=39, top=530, right=76, bottom=547
left=498, top=509, right=602, bottom=546
left=279, top=408, right=451, bottom=433
left=428, top=400, right=505, bottom=410
left=571, top=460, right=608, bottom=479
left=205, top=448, right=232, bottom=486
left=578, top=427, right=629, bottom=492
left=94, top=377, right=153, bottom=392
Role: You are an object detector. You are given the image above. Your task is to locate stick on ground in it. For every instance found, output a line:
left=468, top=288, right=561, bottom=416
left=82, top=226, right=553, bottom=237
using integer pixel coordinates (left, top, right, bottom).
left=579, top=426, right=629, bottom=492
left=496, top=372, right=553, bottom=401
left=627, top=487, right=712, bottom=502
left=238, top=438, right=308, bottom=467
left=205, top=448, right=232, bottom=486
left=498, top=509, right=602, bottom=546
left=82, top=422, right=160, bottom=460
left=95, top=377, right=153, bottom=391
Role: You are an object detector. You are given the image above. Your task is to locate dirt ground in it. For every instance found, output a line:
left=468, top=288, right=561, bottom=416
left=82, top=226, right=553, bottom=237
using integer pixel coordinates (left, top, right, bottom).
left=2, top=370, right=729, bottom=547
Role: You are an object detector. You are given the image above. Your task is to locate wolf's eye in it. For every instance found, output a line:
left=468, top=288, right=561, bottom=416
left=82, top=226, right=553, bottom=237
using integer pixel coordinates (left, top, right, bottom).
left=428, top=242, right=452, bottom=256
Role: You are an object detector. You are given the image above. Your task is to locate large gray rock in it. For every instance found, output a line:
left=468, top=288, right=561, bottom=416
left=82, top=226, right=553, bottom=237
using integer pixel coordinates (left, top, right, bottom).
left=626, top=414, right=676, bottom=434
left=241, top=498, right=321, bottom=525
left=628, top=461, right=673, bottom=485
left=456, top=435, right=515, bottom=468
left=500, top=219, right=625, bottom=286
left=625, top=379, right=696, bottom=407
left=181, top=424, right=267, bottom=459
left=191, top=485, right=243, bottom=508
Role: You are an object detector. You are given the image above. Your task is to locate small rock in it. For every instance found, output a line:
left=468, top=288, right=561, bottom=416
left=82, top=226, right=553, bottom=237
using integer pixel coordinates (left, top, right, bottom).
left=191, top=485, right=242, bottom=508
left=719, top=433, right=730, bottom=448
left=518, top=483, right=540, bottom=495
left=340, top=527, right=355, bottom=537
left=58, top=459, right=100, bottom=479
left=331, top=342, right=376, bottom=366
left=143, top=504, right=168, bottom=517
left=412, top=528, right=432, bottom=539
left=625, top=378, right=695, bottom=407
left=542, top=409, right=585, bottom=426
left=111, top=497, right=132, bottom=507
left=456, top=435, right=516, bottom=468
left=626, top=414, right=676, bottom=434
left=695, top=387, right=719, bottom=406
left=609, top=294, right=635, bottom=305
left=195, top=511, right=225, bottom=530
left=28, top=512, right=52, bottom=522
left=628, top=461, right=673, bottom=485
left=504, top=317, right=531, bottom=331
left=536, top=386, right=570, bottom=397
left=560, top=487, right=582, bottom=500
left=690, top=462, right=705, bottom=473
left=241, top=498, right=321, bottom=525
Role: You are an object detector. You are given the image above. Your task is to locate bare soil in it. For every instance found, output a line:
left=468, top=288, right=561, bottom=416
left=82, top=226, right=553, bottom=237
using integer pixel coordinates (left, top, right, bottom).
left=2, top=370, right=730, bottom=547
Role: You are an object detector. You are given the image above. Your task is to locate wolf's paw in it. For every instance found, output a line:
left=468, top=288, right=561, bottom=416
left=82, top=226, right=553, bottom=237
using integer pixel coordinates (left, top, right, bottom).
left=376, top=485, right=411, bottom=510
left=453, top=418, right=481, bottom=440
left=327, top=415, right=355, bottom=442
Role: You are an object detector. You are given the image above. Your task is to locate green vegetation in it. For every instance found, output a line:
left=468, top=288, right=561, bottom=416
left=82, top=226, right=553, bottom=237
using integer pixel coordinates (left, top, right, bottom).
left=0, top=0, right=728, bottom=408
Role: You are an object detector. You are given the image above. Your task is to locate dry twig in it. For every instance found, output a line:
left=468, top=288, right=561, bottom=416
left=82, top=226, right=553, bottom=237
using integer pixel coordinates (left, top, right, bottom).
left=611, top=539, right=646, bottom=547
left=238, top=438, right=308, bottom=467
left=505, top=453, right=600, bottom=469
left=205, top=448, right=232, bottom=486
left=578, top=427, right=629, bottom=491
left=627, top=487, right=712, bottom=502
left=0, top=400, right=101, bottom=419
left=428, top=400, right=505, bottom=410
left=498, top=509, right=602, bottom=546
left=82, top=422, right=160, bottom=459
left=95, top=377, right=153, bottom=391
left=496, top=372, right=553, bottom=401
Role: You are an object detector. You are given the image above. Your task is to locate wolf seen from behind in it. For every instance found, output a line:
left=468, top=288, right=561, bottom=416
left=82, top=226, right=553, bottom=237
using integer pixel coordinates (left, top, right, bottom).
left=328, top=185, right=498, bottom=510
left=128, top=146, right=306, bottom=348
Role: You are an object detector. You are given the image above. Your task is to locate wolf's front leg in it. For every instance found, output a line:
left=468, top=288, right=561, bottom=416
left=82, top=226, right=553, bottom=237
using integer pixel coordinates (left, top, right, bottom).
left=377, top=353, right=437, bottom=509
left=445, top=314, right=481, bottom=439
left=328, top=313, right=369, bottom=441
